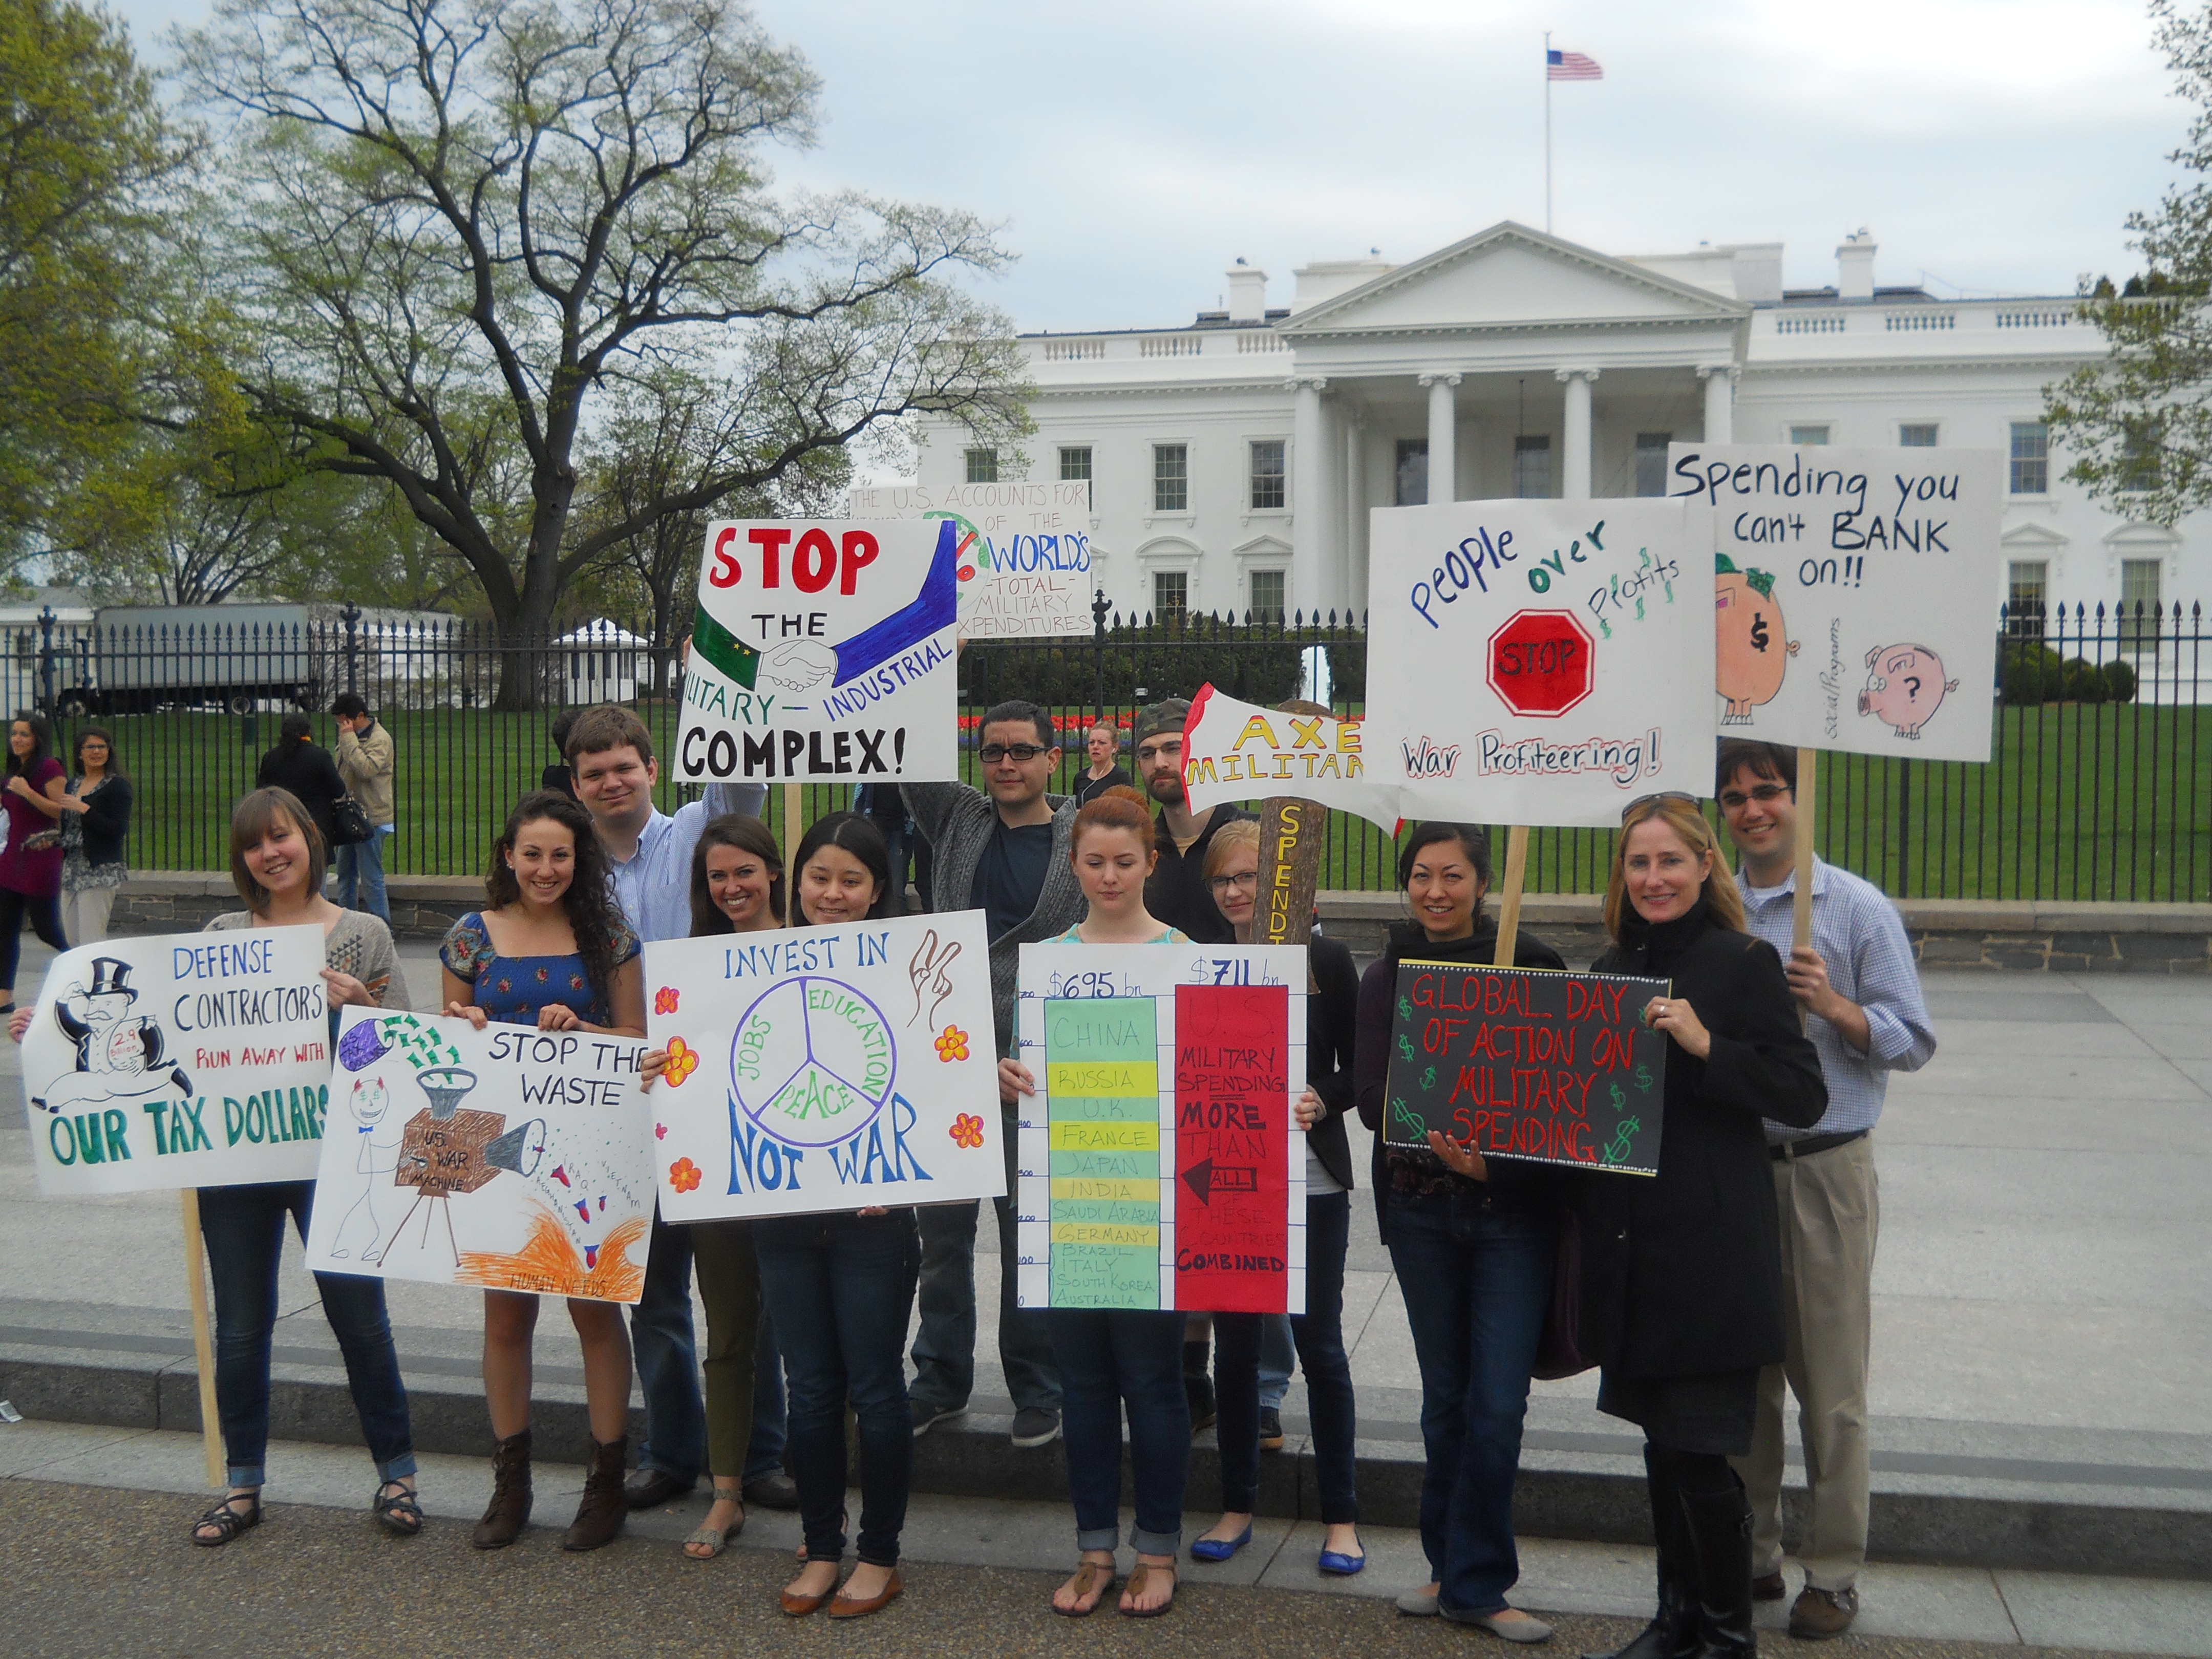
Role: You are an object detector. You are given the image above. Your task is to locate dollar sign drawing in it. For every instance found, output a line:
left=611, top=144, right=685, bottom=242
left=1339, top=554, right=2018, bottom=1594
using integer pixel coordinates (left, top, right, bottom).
left=1634, top=1063, right=1654, bottom=1093
left=1608, top=1082, right=1627, bottom=1112
left=1634, top=595, right=1646, bottom=622
left=1599, top=614, right=1613, bottom=640
left=1604, top=1115, right=1642, bottom=1165
left=1397, top=995, right=1412, bottom=1020
left=1392, top=1098, right=1427, bottom=1137
left=1397, top=1034, right=1416, bottom=1061
left=1422, top=1066, right=1437, bottom=1090
left=1750, top=613, right=1771, bottom=653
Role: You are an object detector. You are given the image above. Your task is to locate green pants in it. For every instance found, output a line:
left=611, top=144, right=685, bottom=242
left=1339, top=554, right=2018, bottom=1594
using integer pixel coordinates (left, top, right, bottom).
left=691, top=1218, right=763, bottom=1481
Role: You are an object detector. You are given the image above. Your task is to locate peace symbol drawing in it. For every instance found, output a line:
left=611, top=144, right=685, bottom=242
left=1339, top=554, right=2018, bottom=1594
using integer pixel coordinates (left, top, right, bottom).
left=727, top=976, right=897, bottom=1149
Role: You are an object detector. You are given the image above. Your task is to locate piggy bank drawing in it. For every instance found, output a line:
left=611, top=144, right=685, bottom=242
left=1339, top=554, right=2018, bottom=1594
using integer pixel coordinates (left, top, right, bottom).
left=1714, top=556, right=1799, bottom=723
left=1857, top=643, right=1959, bottom=739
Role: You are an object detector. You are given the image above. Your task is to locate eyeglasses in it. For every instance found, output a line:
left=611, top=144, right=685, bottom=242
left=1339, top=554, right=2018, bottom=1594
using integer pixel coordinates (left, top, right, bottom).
left=1620, top=791, right=1701, bottom=823
left=1207, top=870, right=1259, bottom=892
left=979, top=743, right=1050, bottom=763
left=1717, top=783, right=1792, bottom=810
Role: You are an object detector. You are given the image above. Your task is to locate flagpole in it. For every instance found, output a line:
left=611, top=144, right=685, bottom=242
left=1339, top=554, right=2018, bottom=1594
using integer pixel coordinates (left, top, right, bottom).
left=1544, top=30, right=1552, bottom=235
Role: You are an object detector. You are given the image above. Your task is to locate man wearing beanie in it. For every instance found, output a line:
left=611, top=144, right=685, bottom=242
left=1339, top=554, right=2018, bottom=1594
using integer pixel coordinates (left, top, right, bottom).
left=1131, top=697, right=1252, bottom=947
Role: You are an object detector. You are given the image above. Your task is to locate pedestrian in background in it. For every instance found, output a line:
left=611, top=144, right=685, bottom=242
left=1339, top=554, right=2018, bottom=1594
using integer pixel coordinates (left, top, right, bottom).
left=0, top=710, right=69, bottom=1012
left=332, top=693, right=395, bottom=923
left=1715, top=740, right=1937, bottom=1641
left=1072, top=722, right=1131, bottom=806
left=542, top=708, right=580, bottom=799
left=854, top=781, right=912, bottom=914
left=255, top=713, right=347, bottom=855
left=55, top=727, right=131, bottom=944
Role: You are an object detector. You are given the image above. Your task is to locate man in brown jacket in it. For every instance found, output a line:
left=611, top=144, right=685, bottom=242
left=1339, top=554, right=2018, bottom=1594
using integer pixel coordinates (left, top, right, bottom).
left=332, top=692, right=395, bottom=923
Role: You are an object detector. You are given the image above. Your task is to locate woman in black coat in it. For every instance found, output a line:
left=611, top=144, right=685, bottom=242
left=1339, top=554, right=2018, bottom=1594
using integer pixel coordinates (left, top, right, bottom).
left=255, top=714, right=347, bottom=853
left=1582, top=795, right=1826, bottom=1659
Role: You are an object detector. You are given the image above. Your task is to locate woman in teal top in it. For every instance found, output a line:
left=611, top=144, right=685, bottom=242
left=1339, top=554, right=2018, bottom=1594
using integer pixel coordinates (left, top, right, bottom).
left=1002, top=786, right=1190, bottom=1618
left=439, top=790, right=644, bottom=1556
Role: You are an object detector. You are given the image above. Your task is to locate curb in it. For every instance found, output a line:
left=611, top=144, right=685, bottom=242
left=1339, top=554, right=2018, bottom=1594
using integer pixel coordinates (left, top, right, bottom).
left=4, top=1341, right=2205, bottom=1580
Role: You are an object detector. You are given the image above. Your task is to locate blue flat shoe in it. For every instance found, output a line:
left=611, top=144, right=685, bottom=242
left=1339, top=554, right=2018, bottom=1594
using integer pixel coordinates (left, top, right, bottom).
left=1189, top=1524, right=1252, bottom=1562
left=1317, top=1539, right=1366, bottom=1575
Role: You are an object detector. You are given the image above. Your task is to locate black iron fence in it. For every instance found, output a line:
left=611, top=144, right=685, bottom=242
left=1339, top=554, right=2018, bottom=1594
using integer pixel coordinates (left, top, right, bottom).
left=5, top=600, right=2205, bottom=902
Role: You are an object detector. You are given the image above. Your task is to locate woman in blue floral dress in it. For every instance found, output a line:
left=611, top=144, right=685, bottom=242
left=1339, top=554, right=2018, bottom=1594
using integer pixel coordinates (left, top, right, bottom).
left=439, top=790, right=645, bottom=1555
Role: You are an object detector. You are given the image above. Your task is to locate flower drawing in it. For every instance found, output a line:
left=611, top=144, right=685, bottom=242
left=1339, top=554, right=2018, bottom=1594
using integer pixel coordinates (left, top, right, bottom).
left=654, top=986, right=680, bottom=1015
left=655, top=1123, right=667, bottom=1140
left=663, top=1037, right=700, bottom=1087
left=934, top=1024, right=970, bottom=1062
left=949, top=1113, right=986, bottom=1150
left=668, top=1157, right=703, bottom=1194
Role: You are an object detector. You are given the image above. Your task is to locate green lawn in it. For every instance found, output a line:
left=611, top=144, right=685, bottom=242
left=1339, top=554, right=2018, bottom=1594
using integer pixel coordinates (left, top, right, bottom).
left=78, top=699, right=2212, bottom=903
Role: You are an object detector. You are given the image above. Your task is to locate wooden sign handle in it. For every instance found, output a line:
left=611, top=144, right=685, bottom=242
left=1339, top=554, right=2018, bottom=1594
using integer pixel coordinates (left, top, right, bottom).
left=1791, top=749, right=1819, bottom=951
left=782, top=782, right=803, bottom=868
left=179, top=1190, right=224, bottom=1489
left=1492, top=824, right=1530, bottom=968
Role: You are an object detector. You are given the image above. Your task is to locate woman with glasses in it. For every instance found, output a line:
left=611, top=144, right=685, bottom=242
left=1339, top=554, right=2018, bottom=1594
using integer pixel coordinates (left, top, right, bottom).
left=1582, top=795, right=1826, bottom=1659
left=1186, top=819, right=1364, bottom=1576
left=1351, top=821, right=1568, bottom=1639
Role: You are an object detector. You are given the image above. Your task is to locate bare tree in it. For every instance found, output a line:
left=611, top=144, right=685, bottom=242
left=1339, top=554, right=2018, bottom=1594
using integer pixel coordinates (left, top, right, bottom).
left=180, top=0, right=1029, bottom=701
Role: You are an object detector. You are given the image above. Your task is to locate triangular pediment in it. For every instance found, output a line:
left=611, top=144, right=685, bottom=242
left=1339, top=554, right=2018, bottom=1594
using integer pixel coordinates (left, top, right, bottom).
left=1281, top=222, right=1750, bottom=338
left=2001, top=521, right=2068, bottom=549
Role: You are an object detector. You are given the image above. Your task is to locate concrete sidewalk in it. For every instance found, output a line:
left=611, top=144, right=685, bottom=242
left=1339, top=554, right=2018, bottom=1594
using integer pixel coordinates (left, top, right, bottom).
left=2, top=940, right=2207, bottom=1580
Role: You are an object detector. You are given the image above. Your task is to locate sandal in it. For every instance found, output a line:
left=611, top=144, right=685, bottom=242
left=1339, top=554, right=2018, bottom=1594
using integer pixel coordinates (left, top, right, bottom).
left=1052, top=1559, right=1117, bottom=1617
left=686, top=1493, right=746, bottom=1559
left=1120, top=1560, right=1177, bottom=1618
left=191, top=1490, right=262, bottom=1547
left=373, top=1479, right=423, bottom=1537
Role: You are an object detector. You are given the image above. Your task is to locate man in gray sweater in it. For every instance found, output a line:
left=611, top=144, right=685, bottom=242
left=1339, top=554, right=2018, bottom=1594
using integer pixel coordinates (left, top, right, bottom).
left=902, top=698, right=1086, bottom=1448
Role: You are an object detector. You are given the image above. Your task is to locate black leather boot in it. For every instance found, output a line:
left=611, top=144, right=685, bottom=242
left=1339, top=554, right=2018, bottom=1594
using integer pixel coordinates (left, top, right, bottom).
left=1582, top=1446, right=1698, bottom=1659
left=471, top=1430, right=533, bottom=1549
left=1679, top=1476, right=1758, bottom=1659
left=563, top=1436, right=629, bottom=1552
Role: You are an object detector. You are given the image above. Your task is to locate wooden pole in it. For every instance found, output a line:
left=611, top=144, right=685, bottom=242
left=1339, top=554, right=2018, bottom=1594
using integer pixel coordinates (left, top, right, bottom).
left=781, top=781, right=802, bottom=859
left=1492, top=824, right=1530, bottom=967
left=1791, top=748, right=1819, bottom=950
left=179, top=1190, right=224, bottom=1489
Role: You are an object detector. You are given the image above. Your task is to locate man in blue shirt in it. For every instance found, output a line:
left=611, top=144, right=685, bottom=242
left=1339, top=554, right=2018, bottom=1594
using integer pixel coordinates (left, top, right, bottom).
left=561, top=706, right=786, bottom=1512
left=1716, top=740, right=1938, bottom=1641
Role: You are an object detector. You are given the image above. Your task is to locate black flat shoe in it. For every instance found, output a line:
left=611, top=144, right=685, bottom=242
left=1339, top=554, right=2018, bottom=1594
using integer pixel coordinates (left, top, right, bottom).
left=623, top=1466, right=695, bottom=1511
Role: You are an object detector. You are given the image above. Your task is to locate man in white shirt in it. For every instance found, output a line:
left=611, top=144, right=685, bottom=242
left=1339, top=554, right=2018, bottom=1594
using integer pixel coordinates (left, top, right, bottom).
left=1716, top=739, right=1938, bottom=1641
left=560, top=706, right=779, bottom=1511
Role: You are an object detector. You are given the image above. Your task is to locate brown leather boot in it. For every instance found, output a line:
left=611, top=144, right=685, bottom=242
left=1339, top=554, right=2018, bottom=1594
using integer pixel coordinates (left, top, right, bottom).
left=471, top=1430, right=533, bottom=1550
left=563, top=1436, right=628, bottom=1552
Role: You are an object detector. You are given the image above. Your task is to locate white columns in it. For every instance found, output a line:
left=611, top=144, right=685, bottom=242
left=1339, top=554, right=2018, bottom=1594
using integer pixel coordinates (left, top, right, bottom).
left=1699, top=365, right=1736, bottom=445
left=1419, top=373, right=1462, bottom=506
left=1344, top=412, right=1368, bottom=615
left=1291, top=377, right=1333, bottom=621
left=1557, top=367, right=1598, bottom=500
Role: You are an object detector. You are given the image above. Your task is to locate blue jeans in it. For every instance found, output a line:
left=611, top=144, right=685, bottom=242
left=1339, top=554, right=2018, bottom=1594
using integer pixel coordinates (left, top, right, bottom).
left=631, top=1206, right=707, bottom=1482
left=333, top=825, right=392, bottom=923
left=1048, top=1307, right=1189, bottom=1555
left=755, top=1207, right=920, bottom=1568
left=1386, top=1188, right=1555, bottom=1617
left=1258, top=1313, right=1295, bottom=1410
left=198, top=1181, right=415, bottom=1489
left=1217, top=1190, right=1358, bottom=1522
left=747, top=1305, right=788, bottom=1481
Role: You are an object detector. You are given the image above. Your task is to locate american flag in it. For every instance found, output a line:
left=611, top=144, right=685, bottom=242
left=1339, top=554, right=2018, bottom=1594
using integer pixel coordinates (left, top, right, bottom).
left=1547, top=48, right=1603, bottom=81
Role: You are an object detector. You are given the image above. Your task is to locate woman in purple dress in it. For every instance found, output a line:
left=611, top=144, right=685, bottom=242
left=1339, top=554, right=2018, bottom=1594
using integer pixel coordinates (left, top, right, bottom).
left=0, top=710, right=70, bottom=1012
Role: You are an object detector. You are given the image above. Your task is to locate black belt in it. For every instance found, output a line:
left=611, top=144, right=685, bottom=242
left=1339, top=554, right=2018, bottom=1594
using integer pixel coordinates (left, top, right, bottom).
left=1772, top=1128, right=1867, bottom=1162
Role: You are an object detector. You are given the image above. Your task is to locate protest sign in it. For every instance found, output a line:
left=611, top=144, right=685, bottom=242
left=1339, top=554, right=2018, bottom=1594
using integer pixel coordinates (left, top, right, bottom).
left=1180, top=684, right=1400, bottom=832
left=1014, top=943, right=1306, bottom=1313
left=1366, top=499, right=1716, bottom=826
left=304, top=1010, right=654, bottom=1303
left=22, top=929, right=331, bottom=1195
left=1381, top=961, right=1670, bottom=1175
left=848, top=481, right=1094, bottom=639
left=678, top=517, right=959, bottom=783
left=1668, top=443, right=2004, bottom=762
left=646, top=911, right=1002, bottom=1221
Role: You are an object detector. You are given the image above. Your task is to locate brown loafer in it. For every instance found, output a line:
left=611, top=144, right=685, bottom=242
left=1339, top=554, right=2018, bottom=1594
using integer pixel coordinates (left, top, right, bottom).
left=1752, top=1571, right=1788, bottom=1602
left=780, top=1585, right=835, bottom=1618
left=1790, top=1585, right=1858, bottom=1640
left=828, top=1569, right=904, bottom=1619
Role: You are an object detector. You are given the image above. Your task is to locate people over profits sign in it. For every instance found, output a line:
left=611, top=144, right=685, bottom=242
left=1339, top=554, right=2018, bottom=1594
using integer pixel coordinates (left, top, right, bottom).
left=1179, top=685, right=1400, bottom=832
left=1366, top=499, right=1716, bottom=827
left=1668, top=443, right=2003, bottom=763
left=679, top=518, right=959, bottom=783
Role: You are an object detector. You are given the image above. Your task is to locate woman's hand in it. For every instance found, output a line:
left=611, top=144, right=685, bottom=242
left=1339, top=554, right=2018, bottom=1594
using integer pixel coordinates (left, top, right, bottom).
left=858, top=1206, right=889, bottom=1217
left=638, top=1047, right=669, bottom=1091
left=8, top=1006, right=32, bottom=1043
left=5, top=775, right=33, bottom=801
left=998, top=1057, right=1034, bottom=1105
left=443, top=1001, right=490, bottom=1031
left=1642, top=994, right=1712, bottom=1061
left=321, top=967, right=375, bottom=1009
left=1427, top=1128, right=1490, bottom=1182
left=1293, top=1087, right=1324, bottom=1132
left=538, top=1004, right=582, bottom=1032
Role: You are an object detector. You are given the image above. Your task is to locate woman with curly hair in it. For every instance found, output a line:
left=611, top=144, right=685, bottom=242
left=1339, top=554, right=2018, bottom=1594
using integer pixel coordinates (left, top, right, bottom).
left=439, top=789, right=646, bottom=1555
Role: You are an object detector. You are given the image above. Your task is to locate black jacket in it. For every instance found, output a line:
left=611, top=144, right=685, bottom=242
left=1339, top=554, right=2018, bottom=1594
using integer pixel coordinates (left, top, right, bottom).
left=1577, top=902, right=1827, bottom=1380
left=1073, top=765, right=1133, bottom=807
left=256, top=739, right=347, bottom=852
left=1354, top=917, right=1568, bottom=1238
left=72, top=775, right=133, bottom=868
left=1145, top=802, right=1253, bottom=944
left=1303, top=933, right=1359, bottom=1192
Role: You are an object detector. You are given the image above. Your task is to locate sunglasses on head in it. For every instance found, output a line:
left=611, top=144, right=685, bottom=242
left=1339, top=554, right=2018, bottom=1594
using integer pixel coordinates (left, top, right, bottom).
left=1619, top=791, right=1701, bottom=824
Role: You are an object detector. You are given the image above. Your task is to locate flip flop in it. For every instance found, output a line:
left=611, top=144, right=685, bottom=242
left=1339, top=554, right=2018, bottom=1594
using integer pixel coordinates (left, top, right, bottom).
left=1052, top=1559, right=1117, bottom=1618
left=1119, top=1560, right=1177, bottom=1618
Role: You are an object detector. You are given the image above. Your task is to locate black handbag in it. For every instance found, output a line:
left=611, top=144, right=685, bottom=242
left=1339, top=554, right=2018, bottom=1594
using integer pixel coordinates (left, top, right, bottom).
left=329, top=792, right=374, bottom=847
left=1532, top=1202, right=1593, bottom=1381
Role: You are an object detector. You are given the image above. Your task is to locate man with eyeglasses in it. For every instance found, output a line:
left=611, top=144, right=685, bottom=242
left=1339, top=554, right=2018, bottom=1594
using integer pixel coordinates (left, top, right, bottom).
left=1131, top=699, right=1251, bottom=944
left=1714, top=739, right=1937, bottom=1641
left=899, top=699, right=1082, bottom=1450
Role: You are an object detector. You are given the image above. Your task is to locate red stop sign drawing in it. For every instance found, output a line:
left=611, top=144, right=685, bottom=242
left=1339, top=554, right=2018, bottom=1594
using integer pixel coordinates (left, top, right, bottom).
left=1486, top=609, right=1596, bottom=718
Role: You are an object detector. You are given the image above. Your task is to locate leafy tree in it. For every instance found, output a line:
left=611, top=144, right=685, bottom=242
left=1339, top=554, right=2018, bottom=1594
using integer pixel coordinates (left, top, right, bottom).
left=180, top=0, right=1030, bottom=700
left=2046, top=0, right=2212, bottom=523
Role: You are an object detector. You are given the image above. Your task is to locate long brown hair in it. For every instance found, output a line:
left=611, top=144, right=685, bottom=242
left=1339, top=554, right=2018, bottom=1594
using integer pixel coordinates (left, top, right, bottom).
left=689, top=814, right=784, bottom=934
left=228, top=787, right=326, bottom=913
left=485, top=790, right=628, bottom=1008
left=1604, top=796, right=1745, bottom=941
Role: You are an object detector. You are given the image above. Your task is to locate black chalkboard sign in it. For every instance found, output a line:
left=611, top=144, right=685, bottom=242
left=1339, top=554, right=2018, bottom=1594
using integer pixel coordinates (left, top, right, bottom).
left=1380, top=960, right=1671, bottom=1177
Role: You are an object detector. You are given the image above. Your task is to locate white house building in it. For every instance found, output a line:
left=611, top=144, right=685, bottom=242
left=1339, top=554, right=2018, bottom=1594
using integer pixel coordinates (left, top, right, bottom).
left=916, top=222, right=2193, bottom=645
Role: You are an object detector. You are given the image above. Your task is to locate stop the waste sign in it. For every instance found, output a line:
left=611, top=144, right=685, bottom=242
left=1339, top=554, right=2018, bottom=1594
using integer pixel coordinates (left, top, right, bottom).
left=1486, top=609, right=1596, bottom=718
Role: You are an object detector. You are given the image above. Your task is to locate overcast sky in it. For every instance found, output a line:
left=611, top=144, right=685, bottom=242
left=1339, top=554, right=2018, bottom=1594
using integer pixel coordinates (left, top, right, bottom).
left=117, top=0, right=2187, bottom=332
